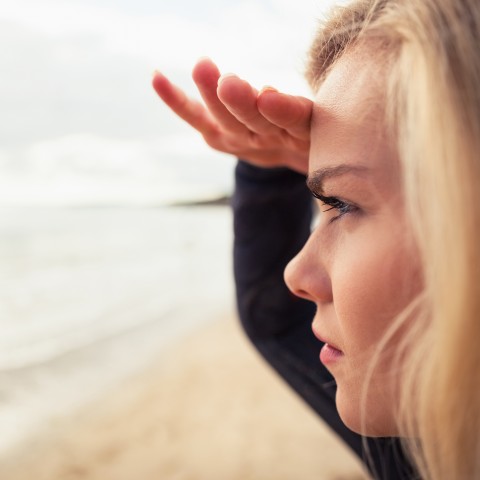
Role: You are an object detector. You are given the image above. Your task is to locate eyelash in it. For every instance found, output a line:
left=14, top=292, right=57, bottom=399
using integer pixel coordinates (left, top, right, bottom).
left=312, top=193, right=357, bottom=222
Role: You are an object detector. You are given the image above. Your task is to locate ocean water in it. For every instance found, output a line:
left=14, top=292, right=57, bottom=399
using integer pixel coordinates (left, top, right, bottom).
left=0, top=206, right=234, bottom=455
left=0, top=0, right=327, bottom=458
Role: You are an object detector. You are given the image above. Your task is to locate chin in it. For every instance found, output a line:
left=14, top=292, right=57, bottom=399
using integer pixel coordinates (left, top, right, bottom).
left=336, top=386, right=399, bottom=437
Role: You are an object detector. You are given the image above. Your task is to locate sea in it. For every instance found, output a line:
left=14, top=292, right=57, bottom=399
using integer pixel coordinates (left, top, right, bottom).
left=0, top=205, right=234, bottom=456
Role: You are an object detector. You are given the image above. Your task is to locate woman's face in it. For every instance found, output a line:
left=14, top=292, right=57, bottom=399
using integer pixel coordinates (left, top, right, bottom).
left=284, top=50, right=422, bottom=436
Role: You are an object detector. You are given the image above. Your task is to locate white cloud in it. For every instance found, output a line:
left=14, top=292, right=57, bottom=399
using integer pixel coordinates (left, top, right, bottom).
left=0, top=132, right=234, bottom=206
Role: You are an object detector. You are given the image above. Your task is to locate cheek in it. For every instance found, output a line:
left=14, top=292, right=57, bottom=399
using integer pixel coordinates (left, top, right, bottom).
left=332, top=226, right=421, bottom=356
left=330, top=226, right=421, bottom=436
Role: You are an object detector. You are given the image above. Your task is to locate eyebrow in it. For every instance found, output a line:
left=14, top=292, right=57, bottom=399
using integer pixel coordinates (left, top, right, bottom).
left=306, top=164, right=370, bottom=196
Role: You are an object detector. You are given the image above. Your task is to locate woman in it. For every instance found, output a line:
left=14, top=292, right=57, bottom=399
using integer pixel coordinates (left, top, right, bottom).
left=153, top=0, right=480, bottom=478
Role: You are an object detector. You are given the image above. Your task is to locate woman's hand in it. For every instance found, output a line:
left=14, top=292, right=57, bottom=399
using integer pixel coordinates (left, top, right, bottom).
left=152, top=58, right=312, bottom=174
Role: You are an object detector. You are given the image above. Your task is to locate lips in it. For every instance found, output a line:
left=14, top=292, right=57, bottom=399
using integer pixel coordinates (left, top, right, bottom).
left=319, top=343, right=344, bottom=364
left=312, top=322, right=344, bottom=365
left=311, top=324, right=343, bottom=353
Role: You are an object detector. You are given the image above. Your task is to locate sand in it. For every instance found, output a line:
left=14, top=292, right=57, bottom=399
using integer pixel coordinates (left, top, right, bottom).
left=1, top=316, right=370, bottom=480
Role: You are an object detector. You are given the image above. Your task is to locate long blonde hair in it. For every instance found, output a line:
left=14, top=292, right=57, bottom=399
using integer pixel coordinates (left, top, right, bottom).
left=307, top=1, right=480, bottom=478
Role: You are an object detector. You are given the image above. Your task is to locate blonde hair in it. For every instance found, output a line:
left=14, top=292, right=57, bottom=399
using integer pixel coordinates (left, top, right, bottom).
left=307, top=1, right=480, bottom=478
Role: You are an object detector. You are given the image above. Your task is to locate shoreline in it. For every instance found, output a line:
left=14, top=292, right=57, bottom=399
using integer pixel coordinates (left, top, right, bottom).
left=1, top=315, right=369, bottom=480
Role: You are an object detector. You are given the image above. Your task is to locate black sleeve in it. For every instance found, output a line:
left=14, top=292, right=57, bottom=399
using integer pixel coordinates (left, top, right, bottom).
left=231, top=160, right=416, bottom=480
left=232, top=160, right=360, bottom=448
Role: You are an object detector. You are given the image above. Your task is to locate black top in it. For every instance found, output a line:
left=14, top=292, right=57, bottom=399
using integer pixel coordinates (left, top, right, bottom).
left=232, top=160, right=417, bottom=480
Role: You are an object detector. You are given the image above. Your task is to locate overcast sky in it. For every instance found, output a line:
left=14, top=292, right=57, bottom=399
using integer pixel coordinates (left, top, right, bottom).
left=0, top=0, right=343, bottom=206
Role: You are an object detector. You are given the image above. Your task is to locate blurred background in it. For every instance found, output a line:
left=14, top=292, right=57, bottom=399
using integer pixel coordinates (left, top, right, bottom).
left=0, top=1, right=368, bottom=479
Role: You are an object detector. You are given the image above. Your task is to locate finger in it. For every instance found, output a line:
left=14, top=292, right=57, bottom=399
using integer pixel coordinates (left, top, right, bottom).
left=152, top=71, right=218, bottom=136
left=192, top=58, right=250, bottom=135
left=217, top=74, right=284, bottom=135
left=257, top=89, right=313, bottom=141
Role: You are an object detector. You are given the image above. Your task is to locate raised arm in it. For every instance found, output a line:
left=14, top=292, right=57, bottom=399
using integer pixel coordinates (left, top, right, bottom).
left=153, top=56, right=340, bottom=433
left=152, top=57, right=312, bottom=174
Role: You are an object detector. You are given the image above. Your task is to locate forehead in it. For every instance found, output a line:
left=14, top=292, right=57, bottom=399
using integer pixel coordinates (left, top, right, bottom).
left=315, top=44, right=386, bottom=118
left=310, top=49, right=390, bottom=174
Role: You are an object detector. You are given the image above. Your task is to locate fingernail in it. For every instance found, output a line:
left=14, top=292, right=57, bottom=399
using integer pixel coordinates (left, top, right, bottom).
left=152, top=70, right=163, bottom=79
left=259, top=85, right=279, bottom=94
left=218, top=72, right=239, bottom=86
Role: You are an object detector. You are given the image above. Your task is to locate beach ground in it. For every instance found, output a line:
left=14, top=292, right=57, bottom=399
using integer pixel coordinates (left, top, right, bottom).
left=1, top=315, right=370, bottom=480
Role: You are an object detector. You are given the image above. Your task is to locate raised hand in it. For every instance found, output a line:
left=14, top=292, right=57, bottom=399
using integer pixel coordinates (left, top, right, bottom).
left=152, top=58, right=312, bottom=174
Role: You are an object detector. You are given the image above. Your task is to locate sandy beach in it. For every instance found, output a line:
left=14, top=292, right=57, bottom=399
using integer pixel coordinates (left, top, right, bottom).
left=1, top=315, right=370, bottom=480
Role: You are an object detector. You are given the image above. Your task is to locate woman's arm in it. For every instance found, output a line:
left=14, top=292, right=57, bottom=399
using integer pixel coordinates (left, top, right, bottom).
left=153, top=57, right=360, bottom=452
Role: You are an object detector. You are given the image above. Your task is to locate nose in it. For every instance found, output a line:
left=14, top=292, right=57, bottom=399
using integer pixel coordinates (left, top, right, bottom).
left=284, top=233, right=333, bottom=304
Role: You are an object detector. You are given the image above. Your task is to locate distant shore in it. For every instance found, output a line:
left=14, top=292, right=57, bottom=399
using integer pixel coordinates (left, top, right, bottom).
left=168, top=194, right=231, bottom=207
left=0, top=315, right=369, bottom=480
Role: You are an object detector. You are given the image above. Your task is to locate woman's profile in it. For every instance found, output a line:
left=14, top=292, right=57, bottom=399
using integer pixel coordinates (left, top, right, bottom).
left=152, top=0, right=480, bottom=478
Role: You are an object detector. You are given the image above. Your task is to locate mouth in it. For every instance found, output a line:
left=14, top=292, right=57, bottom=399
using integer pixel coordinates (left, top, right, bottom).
left=311, top=324, right=344, bottom=365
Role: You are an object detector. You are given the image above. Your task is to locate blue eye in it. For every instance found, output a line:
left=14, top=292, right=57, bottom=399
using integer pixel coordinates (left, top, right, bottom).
left=312, top=193, right=356, bottom=222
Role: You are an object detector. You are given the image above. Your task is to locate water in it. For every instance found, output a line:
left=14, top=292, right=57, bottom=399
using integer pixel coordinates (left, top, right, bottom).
left=0, top=206, right=234, bottom=455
